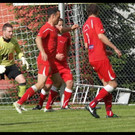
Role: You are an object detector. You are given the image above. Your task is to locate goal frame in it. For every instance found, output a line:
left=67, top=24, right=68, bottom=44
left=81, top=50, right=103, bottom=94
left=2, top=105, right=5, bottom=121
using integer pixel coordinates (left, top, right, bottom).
left=0, top=3, right=134, bottom=108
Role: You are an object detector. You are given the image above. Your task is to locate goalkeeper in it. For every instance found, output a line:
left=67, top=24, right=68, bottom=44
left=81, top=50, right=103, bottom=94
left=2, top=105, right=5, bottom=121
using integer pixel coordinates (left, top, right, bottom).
left=0, top=23, right=29, bottom=110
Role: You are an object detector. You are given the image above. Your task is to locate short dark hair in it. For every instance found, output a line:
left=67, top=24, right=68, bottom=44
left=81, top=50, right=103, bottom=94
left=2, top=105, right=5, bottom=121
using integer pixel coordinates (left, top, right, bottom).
left=87, top=4, right=99, bottom=16
left=59, top=18, right=63, bottom=22
left=47, top=7, right=60, bottom=18
left=2, top=23, right=13, bottom=31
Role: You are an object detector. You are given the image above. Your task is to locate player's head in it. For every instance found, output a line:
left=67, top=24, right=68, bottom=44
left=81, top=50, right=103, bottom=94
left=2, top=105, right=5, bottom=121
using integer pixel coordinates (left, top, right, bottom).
left=2, top=23, right=13, bottom=39
left=55, top=18, right=64, bottom=29
left=47, top=7, right=60, bottom=25
left=87, top=4, right=99, bottom=16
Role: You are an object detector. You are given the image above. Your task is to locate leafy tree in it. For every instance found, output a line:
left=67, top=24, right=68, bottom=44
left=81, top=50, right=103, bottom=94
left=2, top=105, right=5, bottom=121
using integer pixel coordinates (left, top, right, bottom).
left=8, top=3, right=135, bottom=90
left=97, top=3, right=135, bottom=89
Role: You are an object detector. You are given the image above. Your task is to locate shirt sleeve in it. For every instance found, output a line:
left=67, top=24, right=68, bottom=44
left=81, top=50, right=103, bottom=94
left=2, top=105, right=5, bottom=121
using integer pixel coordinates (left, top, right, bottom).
left=95, top=18, right=105, bottom=35
left=14, top=39, right=24, bottom=59
left=67, top=33, right=71, bottom=47
left=82, top=25, right=88, bottom=44
left=37, top=26, right=50, bottom=39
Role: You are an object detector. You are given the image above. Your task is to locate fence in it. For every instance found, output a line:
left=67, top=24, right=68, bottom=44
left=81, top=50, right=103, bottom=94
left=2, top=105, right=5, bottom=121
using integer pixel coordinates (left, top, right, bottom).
left=0, top=3, right=135, bottom=106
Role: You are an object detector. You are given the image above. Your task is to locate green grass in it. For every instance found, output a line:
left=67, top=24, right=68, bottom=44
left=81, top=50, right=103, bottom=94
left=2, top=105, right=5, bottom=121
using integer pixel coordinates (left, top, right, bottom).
left=0, top=105, right=135, bottom=132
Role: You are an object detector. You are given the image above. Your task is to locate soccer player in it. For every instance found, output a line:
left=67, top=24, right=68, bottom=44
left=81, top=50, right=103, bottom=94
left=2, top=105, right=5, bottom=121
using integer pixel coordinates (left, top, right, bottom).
left=0, top=23, right=29, bottom=111
left=13, top=7, right=79, bottom=113
left=33, top=18, right=73, bottom=111
left=83, top=4, right=122, bottom=118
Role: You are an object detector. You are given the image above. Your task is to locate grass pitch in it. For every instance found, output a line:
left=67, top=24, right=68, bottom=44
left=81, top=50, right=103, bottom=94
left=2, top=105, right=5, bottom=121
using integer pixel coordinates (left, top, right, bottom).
left=0, top=105, right=135, bottom=132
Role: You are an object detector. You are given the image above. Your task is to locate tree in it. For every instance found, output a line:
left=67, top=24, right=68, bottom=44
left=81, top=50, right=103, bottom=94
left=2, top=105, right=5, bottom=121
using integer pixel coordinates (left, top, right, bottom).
left=98, top=3, right=135, bottom=89
left=8, top=3, right=135, bottom=90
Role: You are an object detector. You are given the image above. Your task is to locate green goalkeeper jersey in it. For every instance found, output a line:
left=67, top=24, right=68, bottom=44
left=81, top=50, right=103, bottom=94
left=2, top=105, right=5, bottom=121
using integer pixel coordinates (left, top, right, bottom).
left=0, top=36, right=23, bottom=66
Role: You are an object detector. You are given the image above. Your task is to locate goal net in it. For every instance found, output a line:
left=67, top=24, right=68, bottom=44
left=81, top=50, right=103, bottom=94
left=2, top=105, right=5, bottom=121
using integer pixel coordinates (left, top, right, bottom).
left=0, top=3, right=135, bottom=108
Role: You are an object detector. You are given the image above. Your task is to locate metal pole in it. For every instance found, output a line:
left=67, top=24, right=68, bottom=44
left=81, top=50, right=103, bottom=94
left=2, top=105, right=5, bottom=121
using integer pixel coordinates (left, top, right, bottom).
left=73, top=4, right=80, bottom=84
left=58, top=3, right=66, bottom=106
left=58, top=3, right=65, bottom=25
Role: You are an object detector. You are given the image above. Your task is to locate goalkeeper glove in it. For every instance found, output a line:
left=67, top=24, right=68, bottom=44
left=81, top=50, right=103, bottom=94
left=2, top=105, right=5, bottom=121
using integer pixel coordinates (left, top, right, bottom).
left=21, top=57, right=29, bottom=70
left=0, top=65, right=6, bottom=74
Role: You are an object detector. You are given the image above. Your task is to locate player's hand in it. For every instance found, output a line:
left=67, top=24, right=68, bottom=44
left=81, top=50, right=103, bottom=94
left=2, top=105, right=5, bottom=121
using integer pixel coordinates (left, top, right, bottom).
left=106, top=50, right=113, bottom=56
left=0, top=65, right=6, bottom=74
left=114, top=48, right=122, bottom=58
left=41, top=51, right=48, bottom=61
left=56, top=53, right=64, bottom=61
left=71, top=24, right=79, bottom=30
left=21, top=57, right=29, bottom=69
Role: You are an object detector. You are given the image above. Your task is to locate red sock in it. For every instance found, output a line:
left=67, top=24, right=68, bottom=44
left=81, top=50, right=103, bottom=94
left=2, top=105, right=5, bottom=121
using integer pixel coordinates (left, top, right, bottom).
left=39, top=93, right=47, bottom=107
left=45, top=90, right=58, bottom=109
left=90, top=88, right=109, bottom=108
left=63, top=90, right=72, bottom=108
left=17, top=87, right=35, bottom=105
left=104, top=93, right=113, bottom=116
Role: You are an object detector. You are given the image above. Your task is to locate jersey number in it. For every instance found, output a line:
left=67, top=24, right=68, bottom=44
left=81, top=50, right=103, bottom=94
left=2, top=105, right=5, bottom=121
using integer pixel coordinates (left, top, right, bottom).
left=1, top=53, right=13, bottom=60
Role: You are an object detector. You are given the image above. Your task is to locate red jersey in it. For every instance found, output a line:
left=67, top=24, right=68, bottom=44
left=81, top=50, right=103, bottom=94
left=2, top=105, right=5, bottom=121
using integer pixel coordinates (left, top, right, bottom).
left=55, top=32, right=71, bottom=63
left=83, top=16, right=108, bottom=62
left=37, top=22, right=59, bottom=63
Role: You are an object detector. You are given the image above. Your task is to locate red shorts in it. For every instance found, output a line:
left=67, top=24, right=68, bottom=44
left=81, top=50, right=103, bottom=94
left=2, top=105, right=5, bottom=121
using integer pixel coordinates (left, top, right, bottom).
left=45, top=61, right=73, bottom=85
left=90, top=58, right=116, bottom=82
left=37, top=56, right=58, bottom=77
left=45, top=76, right=53, bottom=85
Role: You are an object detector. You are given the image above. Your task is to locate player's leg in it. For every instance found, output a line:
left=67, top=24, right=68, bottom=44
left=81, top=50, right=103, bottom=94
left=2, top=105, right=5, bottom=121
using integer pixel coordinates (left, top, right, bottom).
left=58, top=65, right=73, bottom=109
left=33, top=78, right=52, bottom=110
left=6, top=64, right=26, bottom=100
left=44, top=72, right=62, bottom=112
left=15, top=74, right=26, bottom=99
left=101, top=79, right=113, bottom=116
left=87, top=59, right=117, bottom=118
left=89, top=64, right=115, bottom=108
left=6, top=64, right=27, bottom=111
left=18, top=74, right=48, bottom=105
left=15, top=74, right=28, bottom=111
left=38, top=86, right=50, bottom=108
left=102, top=79, right=118, bottom=118
left=13, top=62, right=50, bottom=113
left=61, top=78, right=73, bottom=109
left=13, top=74, right=48, bottom=113
left=61, top=80, right=73, bottom=109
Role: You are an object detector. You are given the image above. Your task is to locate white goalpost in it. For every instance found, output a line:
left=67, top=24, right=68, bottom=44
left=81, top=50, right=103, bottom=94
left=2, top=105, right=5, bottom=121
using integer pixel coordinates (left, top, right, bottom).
left=0, top=3, right=134, bottom=109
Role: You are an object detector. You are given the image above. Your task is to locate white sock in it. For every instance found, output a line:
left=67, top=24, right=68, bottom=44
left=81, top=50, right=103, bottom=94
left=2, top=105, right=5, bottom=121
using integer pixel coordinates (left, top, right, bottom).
left=32, top=85, right=38, bottom=92
left=41, top=89, right=46, bottom=95
left=65, top=87, right=72, bottom=93
left=51, top=85, right=58, bottom=92
left=104, top=85, right=114, bottom=93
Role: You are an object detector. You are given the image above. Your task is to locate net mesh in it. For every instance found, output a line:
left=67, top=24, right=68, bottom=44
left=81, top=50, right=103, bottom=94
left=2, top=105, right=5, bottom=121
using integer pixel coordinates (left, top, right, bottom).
left=0, top=3, right=135, bottom=106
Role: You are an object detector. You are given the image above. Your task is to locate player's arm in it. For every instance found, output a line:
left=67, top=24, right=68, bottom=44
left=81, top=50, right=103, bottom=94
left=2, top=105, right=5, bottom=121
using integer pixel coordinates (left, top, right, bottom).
left=59, top=24, right=79, bottom=34
left=0, top=43, right=7, bottom=73
left=55, top=53, right=64, bottom=61
left=82, top=32, right=88, bottom=49
left=0, top=65, right=6, bottom=74
left=67, top=33, right=72, bottom=53
left=35, top=36, right=48, bottom=61
left=57, top=44, right=71, bottom=60
left=82, top=37, right=89, bottom=55
left=98, top=33, right=122, bottom=58
left=106, top=49, right=113, bottom=56
left=84, top=43, right=88, bottom=49
left=15, top=40, right=29, bottom=69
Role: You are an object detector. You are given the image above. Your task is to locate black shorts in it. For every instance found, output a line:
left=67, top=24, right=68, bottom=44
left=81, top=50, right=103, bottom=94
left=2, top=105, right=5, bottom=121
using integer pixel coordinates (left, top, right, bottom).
left=0, top=64, right=22, bottom=80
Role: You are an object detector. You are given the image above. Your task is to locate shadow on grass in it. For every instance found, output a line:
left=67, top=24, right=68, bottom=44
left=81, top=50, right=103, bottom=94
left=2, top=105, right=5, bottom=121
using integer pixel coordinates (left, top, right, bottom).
left=0, top=121, right=41, bottom=126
